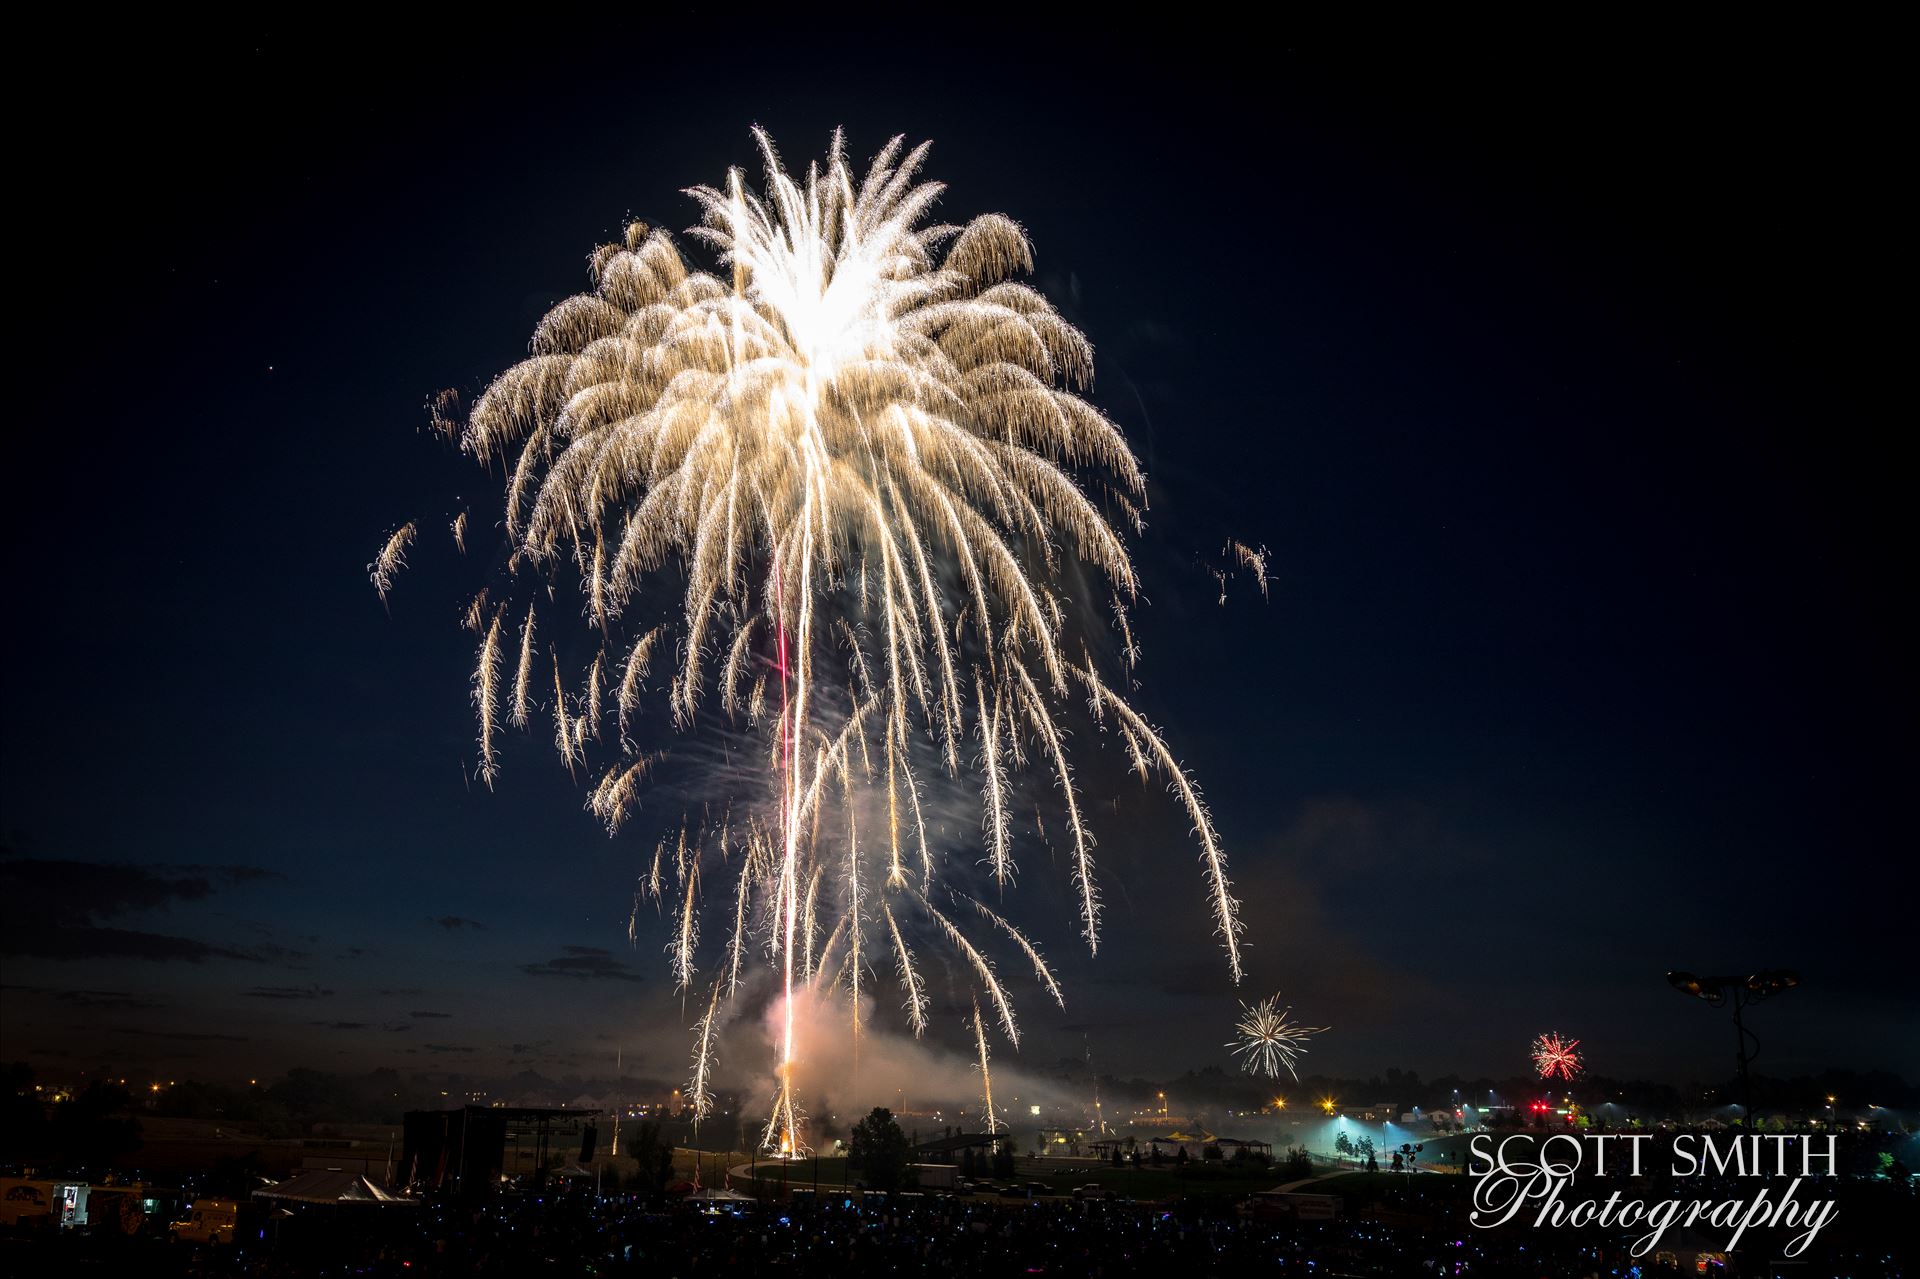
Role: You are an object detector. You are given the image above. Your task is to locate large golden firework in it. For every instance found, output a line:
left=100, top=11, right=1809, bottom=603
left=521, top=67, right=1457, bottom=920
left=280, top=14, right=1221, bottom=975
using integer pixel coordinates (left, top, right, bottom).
left=401, top=130, right=1242, bottom=1151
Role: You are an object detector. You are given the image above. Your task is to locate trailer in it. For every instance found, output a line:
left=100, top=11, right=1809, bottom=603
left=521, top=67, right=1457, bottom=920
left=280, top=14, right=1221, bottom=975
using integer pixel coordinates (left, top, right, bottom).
left=0, top=1179, right=55, bottom=1227
left=908, top=1163, right=959, bottom=1190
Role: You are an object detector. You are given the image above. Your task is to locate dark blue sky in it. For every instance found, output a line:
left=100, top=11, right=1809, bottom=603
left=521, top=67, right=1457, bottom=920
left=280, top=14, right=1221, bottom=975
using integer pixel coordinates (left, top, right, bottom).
left=4, top=21, right=1911, bottom=1095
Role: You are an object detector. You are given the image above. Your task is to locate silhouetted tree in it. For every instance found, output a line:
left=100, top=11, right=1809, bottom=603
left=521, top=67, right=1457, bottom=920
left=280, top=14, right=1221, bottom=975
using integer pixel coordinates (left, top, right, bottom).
left=42, top=1082, right=142, bottom=1169
left=204, top=1152, right=270, bottom=1199
left=630, top=1121, right=674, bottom=1199
left=847, top=1107, right=912, bottom=1190
left=0, top=1063, right=49, bottom=1162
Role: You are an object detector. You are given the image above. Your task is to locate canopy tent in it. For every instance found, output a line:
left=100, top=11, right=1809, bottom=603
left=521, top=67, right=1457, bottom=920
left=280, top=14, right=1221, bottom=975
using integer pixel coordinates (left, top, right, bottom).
left=252, top=1171, right=417, bottom=1207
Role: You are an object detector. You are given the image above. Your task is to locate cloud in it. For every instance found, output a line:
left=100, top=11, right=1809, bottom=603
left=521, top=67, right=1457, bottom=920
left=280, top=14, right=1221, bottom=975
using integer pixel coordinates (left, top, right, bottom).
left=243, top=985, right=334, bottom=1000
left=434, top=916, right=485, bottom=931
left=111, top=1028, right=249, bottom=1043
left=311, top=1020, right=368, bottom=1031
left=520, top=946, right=644, bottom=982
left=64, top=989, right=166, bottom=1010
left=409, top=1010, right=452, bottom=1019
left=502, top=1040, right=552, bottom=1056
left=2, top=985, right=166, bottom=1011
left=5, top=923, right=256, bottom=963
left=0, top=854, right=284, bottom=963
left=424, top=1043, right=475, bottom=1054
left=208, top=865, right=282, bottom=885
left=244, top=942, right=310, bottom=966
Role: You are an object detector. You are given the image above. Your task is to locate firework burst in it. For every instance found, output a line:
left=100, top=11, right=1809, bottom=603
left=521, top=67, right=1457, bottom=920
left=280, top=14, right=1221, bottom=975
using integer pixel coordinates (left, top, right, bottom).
left=1229, top=994, right=1327, bottom=1080
left=397, top=130, right=1244, bottom=1152
left=1531, top=1031, right=1583, bottom=1081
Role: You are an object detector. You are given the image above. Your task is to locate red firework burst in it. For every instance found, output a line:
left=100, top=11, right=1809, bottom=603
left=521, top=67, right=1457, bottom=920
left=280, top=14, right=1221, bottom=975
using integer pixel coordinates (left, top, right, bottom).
left=1532, top=1032, right=1583, bottom=1080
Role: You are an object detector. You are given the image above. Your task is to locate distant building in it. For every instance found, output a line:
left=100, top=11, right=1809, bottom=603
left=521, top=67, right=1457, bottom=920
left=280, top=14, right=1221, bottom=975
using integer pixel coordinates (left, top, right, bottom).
left=1038, top=1126, right=1098, bottom=1155
left=911, top=1131, right=1006, bottom=1164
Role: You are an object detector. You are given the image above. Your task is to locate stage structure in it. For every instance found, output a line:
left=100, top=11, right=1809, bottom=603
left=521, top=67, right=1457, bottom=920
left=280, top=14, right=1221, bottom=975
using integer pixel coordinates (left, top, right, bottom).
left=397, top=1107, right=599, bottom=1193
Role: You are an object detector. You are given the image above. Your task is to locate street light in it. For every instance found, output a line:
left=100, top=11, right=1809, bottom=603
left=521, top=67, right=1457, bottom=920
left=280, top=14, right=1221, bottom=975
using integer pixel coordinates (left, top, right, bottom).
left=1665, top=969, right=1799, bottom=1118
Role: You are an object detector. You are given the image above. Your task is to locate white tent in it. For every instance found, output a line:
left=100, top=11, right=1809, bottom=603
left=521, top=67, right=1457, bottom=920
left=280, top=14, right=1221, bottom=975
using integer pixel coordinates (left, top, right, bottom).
left=252, top=1171, right=417, bottom=1207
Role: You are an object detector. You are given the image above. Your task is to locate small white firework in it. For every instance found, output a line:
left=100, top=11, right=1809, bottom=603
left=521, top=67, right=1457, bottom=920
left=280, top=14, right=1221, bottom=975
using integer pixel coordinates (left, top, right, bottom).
left=1229, top=993, right=1327, bottom=1080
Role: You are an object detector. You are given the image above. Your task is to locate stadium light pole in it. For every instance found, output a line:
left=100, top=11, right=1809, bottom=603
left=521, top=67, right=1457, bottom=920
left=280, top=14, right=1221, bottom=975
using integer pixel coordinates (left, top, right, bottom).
left=1665, top=969, right=1799, bottom=1119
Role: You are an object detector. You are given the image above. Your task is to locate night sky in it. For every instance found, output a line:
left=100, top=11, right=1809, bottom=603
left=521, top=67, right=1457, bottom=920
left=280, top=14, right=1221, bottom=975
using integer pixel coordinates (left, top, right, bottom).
left=4, top=23, right=1911, bottom=1094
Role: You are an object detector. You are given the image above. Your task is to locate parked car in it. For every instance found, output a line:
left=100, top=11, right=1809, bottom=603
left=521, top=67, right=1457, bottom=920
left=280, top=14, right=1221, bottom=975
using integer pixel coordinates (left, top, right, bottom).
left=996, top=1185, right=1030, bottom=1200
left=170, top=1199, right=239, bottom=1245
left=1072, top=1184, right=1113, bottom=1200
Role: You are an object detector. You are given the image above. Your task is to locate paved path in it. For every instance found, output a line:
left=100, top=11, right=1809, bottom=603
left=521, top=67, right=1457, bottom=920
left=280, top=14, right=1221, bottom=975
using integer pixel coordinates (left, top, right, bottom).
left=1269, top=1169, right=1361, bottom=1193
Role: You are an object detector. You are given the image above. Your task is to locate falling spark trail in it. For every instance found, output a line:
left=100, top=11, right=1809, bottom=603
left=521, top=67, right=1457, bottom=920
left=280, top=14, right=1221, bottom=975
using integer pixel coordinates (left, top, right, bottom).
left=1081, top=666, right=1242, bottom=981
left=1015, top=665, right=1096, bottom=947
left=972, top=996, right=998, bottom=1134
left=976, top=676, right=1012, bottom=886
left=369, top=523, right=415, bottom=603
left=1228, top=540, right=1270, bottom=599
left=884, top=903, right=928, bottom=1036
left=958, top=893, right=1064, bottom=1009
left=616, top=627, right=661, bottom=743
left=925, top=899, right=1018, bottom=1046
left=473, top=609, right=503, bottom=787
left=724, top=856, right=753, bottom=998
left=552, top=654, right=578, bottom=773
left=510, top=604, right=536, bottom=727
left=687, top=980, right=721, bottom=1121
left=464, top=589, right=489, bottom=632
left=671, top=860, right=700, bottom=992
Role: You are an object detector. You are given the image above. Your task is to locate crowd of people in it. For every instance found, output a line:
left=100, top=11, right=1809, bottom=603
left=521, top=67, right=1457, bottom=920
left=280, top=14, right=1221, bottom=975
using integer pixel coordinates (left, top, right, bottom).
left=4, top=1182, right=1908, bottom=1278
